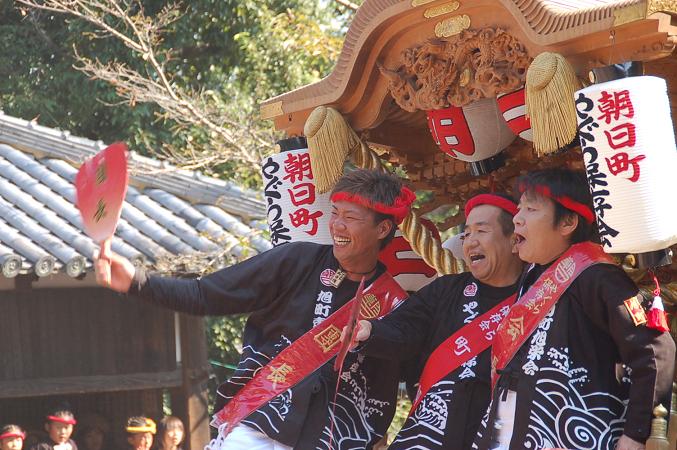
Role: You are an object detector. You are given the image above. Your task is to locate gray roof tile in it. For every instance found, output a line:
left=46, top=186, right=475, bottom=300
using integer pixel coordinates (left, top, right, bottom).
left=0, top=114, right=272, bottom=278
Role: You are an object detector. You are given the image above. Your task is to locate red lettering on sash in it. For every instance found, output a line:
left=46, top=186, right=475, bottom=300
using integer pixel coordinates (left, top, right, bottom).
left=491, top=242, right=614, bottom=388
left=411, top=295, right=515, bottom=414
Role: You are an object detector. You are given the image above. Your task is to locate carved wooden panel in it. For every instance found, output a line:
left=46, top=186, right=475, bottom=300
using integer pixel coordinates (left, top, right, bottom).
left=380, top=28, right=531, bottom=111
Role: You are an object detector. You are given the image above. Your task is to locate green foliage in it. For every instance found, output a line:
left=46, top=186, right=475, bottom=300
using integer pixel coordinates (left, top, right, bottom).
left=205, top=315, right=247, bottom=413
left=1, top=0, right=351, bottom=187
left=206, top=315, right=247, bottom=369
left=230, top=3, right=343, bottom=101
left=0, top=4, right=161, bottom=146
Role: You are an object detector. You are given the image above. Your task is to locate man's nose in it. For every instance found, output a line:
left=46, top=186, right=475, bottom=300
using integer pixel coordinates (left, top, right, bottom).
left=331, top=217, right=346, bottom=230
left=463, top=234, right=479, bottom=249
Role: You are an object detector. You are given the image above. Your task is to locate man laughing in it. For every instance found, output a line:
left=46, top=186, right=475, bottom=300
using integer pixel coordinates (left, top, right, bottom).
left=349, top=192, right=524, bottom=450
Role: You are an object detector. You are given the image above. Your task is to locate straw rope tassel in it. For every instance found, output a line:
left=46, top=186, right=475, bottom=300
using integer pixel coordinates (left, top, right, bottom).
left=525, top=52, right=581, bottom=155
left=303, top=105, right=459, bottom=275
left=304, top=106, right=360, bottom=193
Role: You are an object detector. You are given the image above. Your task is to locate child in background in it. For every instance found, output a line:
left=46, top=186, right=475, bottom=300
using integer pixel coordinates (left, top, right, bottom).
left=32, top=406, right=78, bottom=450
left=155, top=417, right=183, bottom=450
left=1, top=425, right=25, bottom=450
left=125, top=418, right=155, bottom=450
left=76, top=414, right=109, bottom=450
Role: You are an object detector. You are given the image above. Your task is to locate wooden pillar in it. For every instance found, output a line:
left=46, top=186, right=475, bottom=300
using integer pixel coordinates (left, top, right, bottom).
left=170, top=314, right=211, bottom=450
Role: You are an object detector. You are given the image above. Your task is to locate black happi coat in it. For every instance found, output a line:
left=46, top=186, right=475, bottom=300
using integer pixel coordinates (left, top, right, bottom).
left=129, top=242, right=400, bottom=449
left=473, top=263, right=675, bottom=450
left=362, top=272, right=518, bottom=450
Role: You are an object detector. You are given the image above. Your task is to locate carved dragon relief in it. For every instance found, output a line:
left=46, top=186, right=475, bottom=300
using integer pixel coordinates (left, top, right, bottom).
left=380, top=28, right=531, bottom=111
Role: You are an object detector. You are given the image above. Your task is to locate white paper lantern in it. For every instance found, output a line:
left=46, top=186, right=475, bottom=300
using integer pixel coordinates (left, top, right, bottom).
left=574, top=76, right=677, bottom=253
left=496, top=87, right=533, bottom=141
left=261, top=147, right=333, bottom=246
left=426, top=97, right=516, bottom=162
left=442, top=233, right=465, bottom=264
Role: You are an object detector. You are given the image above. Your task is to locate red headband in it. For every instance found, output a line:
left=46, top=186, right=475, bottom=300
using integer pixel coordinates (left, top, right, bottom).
left=0, top=432, right=25, bottom=440
left=465, top=194, right=518, bottom=218
left=47, top=415, right=77, bottom=425
left=330, top=186, right=416, bottom=225
left=520, top=183, right=595, bottom=223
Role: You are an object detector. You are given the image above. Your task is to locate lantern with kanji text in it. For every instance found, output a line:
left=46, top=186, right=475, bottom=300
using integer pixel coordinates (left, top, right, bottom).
left=574, top=76, right=677, bottom=264
left=261, top=137, right=333, bottom=246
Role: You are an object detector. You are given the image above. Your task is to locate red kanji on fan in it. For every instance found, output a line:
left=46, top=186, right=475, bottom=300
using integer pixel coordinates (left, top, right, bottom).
left=605, top=153, right=646, bottom=182
left=283, top=152, right=313, bottom=183
left=287, top=182, right=316, bottom=207
left=75, top=142, right=128, bottom=242
left=604, top=123, right=636, bottom=150
left=597, top=90, right=634, bottom=124
left=289, top=208, right=322, bottom=235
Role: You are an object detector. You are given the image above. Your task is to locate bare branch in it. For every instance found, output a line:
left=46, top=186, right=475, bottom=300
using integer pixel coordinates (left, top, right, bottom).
left=18, top=0, right=275, bottom=174
left=335, top=0, right=359, bottom=11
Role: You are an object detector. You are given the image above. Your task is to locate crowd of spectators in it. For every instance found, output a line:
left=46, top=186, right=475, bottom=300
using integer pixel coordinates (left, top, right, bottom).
left=1, top=405, right=185, bottom=450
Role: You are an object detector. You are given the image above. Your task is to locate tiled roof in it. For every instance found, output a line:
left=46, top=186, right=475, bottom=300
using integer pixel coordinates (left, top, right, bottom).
left=0, top=113, right=272, bottom=279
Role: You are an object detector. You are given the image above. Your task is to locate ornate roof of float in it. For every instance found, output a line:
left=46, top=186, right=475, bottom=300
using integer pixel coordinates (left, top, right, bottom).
left=262, top=0, right=677, bottom=133
left=0, top=113, right=271, bottom=280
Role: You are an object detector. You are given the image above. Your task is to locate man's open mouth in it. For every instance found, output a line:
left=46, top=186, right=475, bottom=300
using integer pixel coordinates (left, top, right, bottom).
left=469, top=253, right=485, bottom=264
left=333, top=236, right=350, bottom=246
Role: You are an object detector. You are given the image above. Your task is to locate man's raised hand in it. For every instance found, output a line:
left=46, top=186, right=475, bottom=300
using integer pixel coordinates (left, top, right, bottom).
left=94, top=237, right=136, bottom=293
left=340, top=320, right=373, bottom=349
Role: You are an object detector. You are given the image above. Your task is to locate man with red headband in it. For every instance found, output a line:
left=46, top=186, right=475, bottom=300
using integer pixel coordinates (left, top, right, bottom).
left=349, top=192, right=524, bottom=449
left=32, top=407, right=78, bottom=450
left=472, top=168, right=675, bottom=450
left=94, top=169, right=414, bottom=450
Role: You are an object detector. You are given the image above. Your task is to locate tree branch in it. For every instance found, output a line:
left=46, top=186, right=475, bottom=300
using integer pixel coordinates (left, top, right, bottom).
left=335, top=0, right=359, bottom=11
left=17, top=0, right=275, bottom=175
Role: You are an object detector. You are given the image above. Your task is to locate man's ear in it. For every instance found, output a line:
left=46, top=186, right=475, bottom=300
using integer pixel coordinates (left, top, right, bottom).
left=558, top=213, right=579, bottom=239
left=377, top=219, right=393, bottom=240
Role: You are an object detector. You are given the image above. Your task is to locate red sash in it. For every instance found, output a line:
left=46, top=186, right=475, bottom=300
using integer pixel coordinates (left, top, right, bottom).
left=491, top=242, right=614, bottom=388
left=411, top=294, right=516, bottom=414
left=212, top=272, right=407, bottom=434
